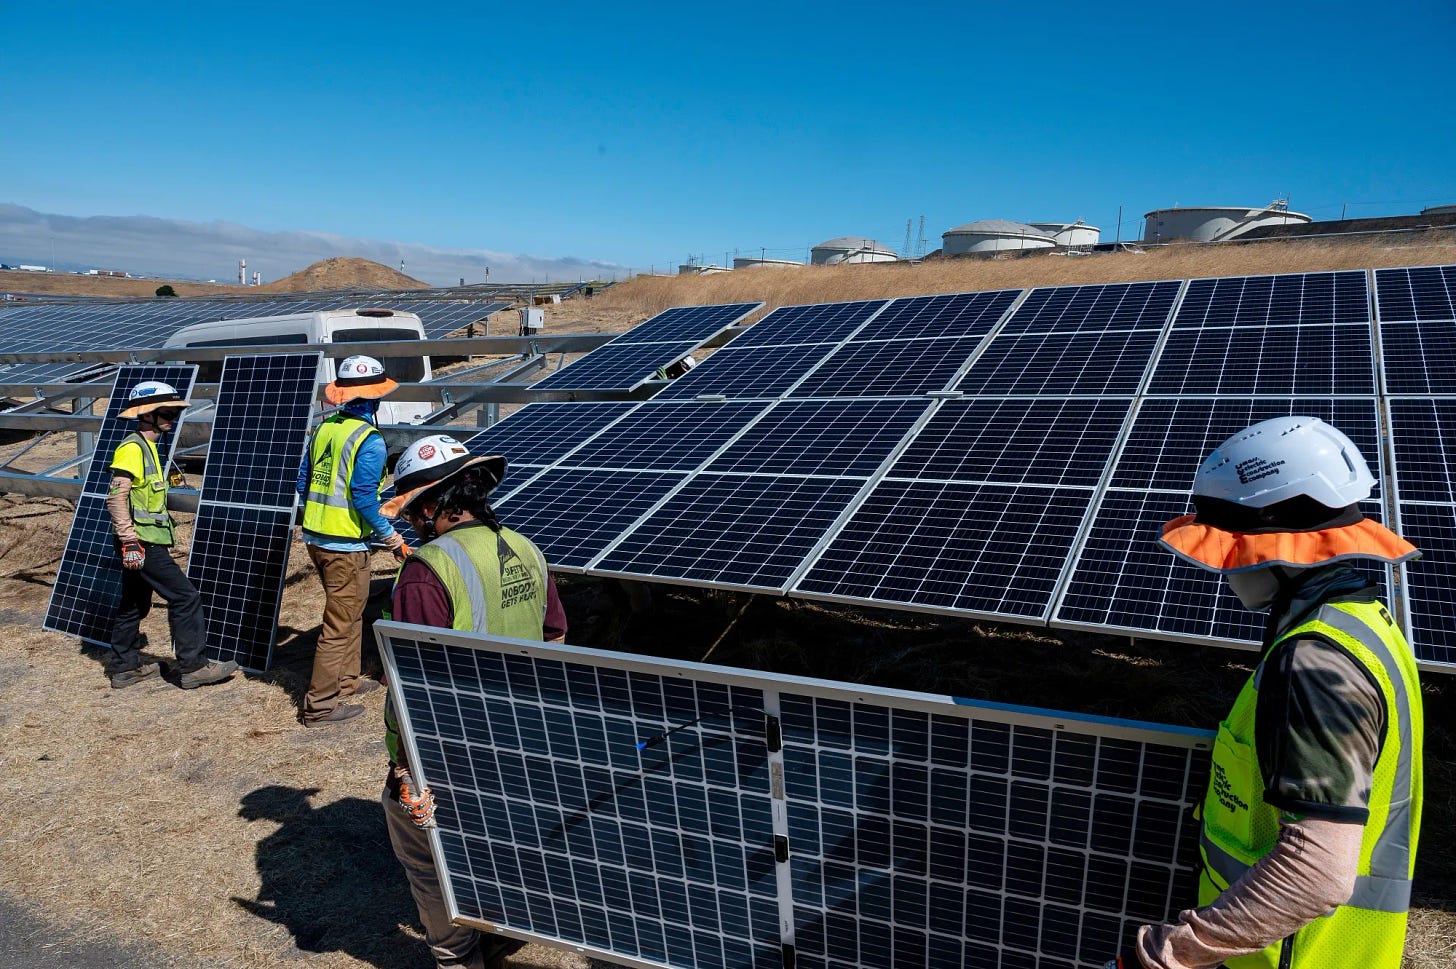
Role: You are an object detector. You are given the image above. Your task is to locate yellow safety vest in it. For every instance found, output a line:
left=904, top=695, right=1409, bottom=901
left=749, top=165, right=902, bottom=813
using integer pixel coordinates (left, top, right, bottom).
left=1198, top=599, right=1423, bottom=969
left=113, top=432, right=174, bottom=546
left=301, top=415, right=380, bottom=541
left=384, top=523, right=549, bottom=762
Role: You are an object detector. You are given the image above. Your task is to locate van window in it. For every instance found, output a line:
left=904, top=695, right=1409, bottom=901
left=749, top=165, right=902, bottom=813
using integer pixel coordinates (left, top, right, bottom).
left=331, top=328, right=426, bottom=383
left=184, top=333, right=309, bottom=382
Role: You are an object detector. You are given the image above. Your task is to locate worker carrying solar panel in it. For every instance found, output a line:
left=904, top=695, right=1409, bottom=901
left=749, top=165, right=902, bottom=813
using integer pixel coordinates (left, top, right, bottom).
left=295, top=355, right=408, bottom=728
left=377, top=433, right=568, bottom=969
left=1104, top=416, right=1423, bottom=969
left=103, top=381, right=239, bottom=690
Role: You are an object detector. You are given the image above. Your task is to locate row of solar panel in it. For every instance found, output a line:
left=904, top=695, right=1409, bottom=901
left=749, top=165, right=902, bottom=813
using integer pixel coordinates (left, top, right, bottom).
left=379, top=627, right=1210, bottom=969
left=429, top=268, right=1456, bottom=669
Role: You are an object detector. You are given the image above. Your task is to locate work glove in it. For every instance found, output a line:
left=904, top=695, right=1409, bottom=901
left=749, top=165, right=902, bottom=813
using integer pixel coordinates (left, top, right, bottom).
left=383, top=531, right=411, bottom=560
left=1101, top=952, right=1143, bottom=969
left=397, top=769, right=436, bottom=828
left=121, top=540, right=146, bottom=570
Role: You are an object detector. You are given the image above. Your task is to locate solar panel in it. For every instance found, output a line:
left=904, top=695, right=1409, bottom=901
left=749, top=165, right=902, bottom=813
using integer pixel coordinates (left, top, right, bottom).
left=553, top=401, right=768, bottom=472
left=997, top=281, right=1181, bottom=335
left=186, top=353, right=320, bottom=670
left=1173, top=271, right=1368, bottom=328
left=1378, top=321, right=1456, bottom=395
left=956, top=330, right=1162, bottom=396
left=376, top=626, right=1209, bottom=969
left=466, top=402, right=642, bottom=467
left=787, top=337, right=989, bottom=399
left=593, top=475, right=869, bottom=591
left=793, top=481, right=1095, bottom=621
left=534, top=342, right=704, bottom=392
left=43, top=365, right=199, bottom=643
left=613, top=303, right=764, bottom=345
left=654, top=344, right=847, bottom=401
left=724, top=300, right=889, bottom=348
left=494, top=469, right=689, bottom=570
left=704, top=400, right=932, bottom=478
left=1374, top=264, right=1456, bottom=323
left=1147, top=325, right=1375, bottom=396
left=1386, top=397, right=1456, bottom=666
left=851, top=290, right=1019, bottom=341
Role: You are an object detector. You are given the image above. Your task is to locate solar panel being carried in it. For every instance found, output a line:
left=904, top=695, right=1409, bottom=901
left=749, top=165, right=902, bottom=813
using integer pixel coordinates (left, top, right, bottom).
left=186, top=353, right=320, bottom=670
left=377, top=624, right=1209, bottom=969
left=43, top=365, right=199, bottom=644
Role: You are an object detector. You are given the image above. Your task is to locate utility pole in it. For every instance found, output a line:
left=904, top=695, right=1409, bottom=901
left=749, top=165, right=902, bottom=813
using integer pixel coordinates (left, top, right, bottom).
left=904, top=218, right=913, bottom=258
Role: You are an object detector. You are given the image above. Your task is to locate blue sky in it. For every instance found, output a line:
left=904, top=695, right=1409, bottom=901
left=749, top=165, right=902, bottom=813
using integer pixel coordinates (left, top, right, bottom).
left=3, top=1, right=1453, bottom=284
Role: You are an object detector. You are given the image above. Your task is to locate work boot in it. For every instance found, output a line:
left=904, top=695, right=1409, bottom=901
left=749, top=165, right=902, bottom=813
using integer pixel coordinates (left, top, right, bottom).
left=178, top=660, right=239, bottom=690
left=304, top=704, right=364, bottom=728
left=350, top=678, right=383, bottom=697
left=110, top=662, right=161, bottom=689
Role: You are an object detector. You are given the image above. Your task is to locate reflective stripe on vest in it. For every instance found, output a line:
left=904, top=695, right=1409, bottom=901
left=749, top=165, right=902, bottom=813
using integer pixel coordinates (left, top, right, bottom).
left=302, top=417, right=378, bottom=540
left=122, top=432, right=170, bottom=528
left=1198, top=598, right=1423, bottom=969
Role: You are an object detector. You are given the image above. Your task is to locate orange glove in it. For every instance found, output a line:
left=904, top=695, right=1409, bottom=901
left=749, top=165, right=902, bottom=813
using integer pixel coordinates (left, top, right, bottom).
left=398, top=772, right=436, bottom=828
left=121, top=540, right=146, bottom=570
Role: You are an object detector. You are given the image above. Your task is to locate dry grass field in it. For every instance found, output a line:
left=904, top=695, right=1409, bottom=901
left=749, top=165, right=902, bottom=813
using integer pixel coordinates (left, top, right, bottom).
left=2, top=234, right=1453, bottom=967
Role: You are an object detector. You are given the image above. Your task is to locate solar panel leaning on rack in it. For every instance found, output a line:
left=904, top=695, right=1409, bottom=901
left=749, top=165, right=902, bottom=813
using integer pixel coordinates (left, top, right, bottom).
left=1376, top=265, right=1456, bottom=666
left=43, top=365, right=199, bottom=643
left=185, top=353, right=321, bottom=670
left=532, top=303, right=764, bottom=392
left=377, top=624, right=1210, bottom=969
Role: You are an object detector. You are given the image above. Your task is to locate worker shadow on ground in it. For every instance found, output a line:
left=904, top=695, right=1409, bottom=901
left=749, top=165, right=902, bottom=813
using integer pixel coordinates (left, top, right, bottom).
left=232, top=784, right=435, bottom=969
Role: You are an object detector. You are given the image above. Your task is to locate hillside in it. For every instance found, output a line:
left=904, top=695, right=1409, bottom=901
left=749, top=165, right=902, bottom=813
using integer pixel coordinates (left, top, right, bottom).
left=0, top=257, right=429, bottom=301
left=254, top=257, right=429, bottom=293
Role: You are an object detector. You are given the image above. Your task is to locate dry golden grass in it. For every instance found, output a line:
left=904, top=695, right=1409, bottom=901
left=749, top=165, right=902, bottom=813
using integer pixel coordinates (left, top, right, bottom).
left=563, top=234, right=1456, bottom=323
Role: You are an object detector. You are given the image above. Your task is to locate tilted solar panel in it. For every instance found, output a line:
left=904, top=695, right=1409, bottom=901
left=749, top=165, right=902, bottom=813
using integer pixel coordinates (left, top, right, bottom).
left=1147, top=325, right=1375, bottom=396
left=534, top=341, right=704, bottom=392
left=1378, top=321, right=1456, bottom=395
left=553, top=401, right=768, bottom=472
left=1173, top=271, right=1368, bottom=328
left=788, top=337, right=989, bottom=399
left=186, top=353, right=320, bottom=670
left=1374, top=264, right=1456, bottom=323
left=1386, top=397, right=1456, bottom=666
left=956, top=330, right=1162, bottom=396
left=997, top=280, right=1180, bottom=335
left=43, top=365, right=199, bottom=643
left=613, top=303, right=764, bottom=345
left=376, top=626, right=1209, bottom=969
left=852, top=290, right=1019, bottom=341
left=704, top=400, right=932, bottom=478
left=723, top=300, right=889, bottom=349
left=654, top=344, right=847, bottom=401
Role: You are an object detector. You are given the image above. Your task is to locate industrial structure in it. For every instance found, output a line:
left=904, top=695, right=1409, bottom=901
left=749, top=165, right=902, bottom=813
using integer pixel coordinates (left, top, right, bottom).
left=1142, top=201, right=1312, bottom=243
left=809, top=236, right=899, bottom=265
left=941, top=219, right=1057, bottom=255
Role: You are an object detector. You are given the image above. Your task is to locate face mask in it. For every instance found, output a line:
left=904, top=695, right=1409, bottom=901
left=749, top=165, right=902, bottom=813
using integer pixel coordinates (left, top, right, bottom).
left=1225, top=566, right=1305, bottom=612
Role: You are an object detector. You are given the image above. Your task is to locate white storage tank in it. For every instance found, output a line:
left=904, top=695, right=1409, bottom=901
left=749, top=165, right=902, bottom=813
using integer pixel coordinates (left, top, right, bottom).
left=1421, top=204, right=1456, bottom=216
left=1028, top=220, right=1100, bottom=247
left=810, top=236, right=899, bottom=265
left=1143, top=203, right=1312, bottom=243
left=942, top=220, right=1057, bottom=255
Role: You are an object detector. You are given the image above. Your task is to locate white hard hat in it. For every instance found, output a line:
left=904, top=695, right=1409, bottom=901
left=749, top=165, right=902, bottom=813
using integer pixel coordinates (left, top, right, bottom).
left=381, top=434, right=506, bottom=519
left=119, top=380, right=191, bottom=419
left=1160, top=416, right=1417, bottom=573
left=326, top=354, right=398, bottom=405
left=680, top=355, right=697, bottom=370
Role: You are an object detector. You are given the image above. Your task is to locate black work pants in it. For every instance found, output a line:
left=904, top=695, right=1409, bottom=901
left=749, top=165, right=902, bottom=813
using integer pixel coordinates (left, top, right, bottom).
left=110, top=542, right=208, bottom=673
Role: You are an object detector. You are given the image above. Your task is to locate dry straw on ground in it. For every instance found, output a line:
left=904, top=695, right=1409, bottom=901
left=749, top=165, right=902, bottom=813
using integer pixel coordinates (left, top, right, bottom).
left=2, top=236, right=1453, bottom=967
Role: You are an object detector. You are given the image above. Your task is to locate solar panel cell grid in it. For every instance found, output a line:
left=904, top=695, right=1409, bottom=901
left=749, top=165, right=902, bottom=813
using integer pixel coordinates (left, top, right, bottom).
left=1374, top=265, right=1456, bottom=323
left=655, top=343, right=844, bottom=401
left=613, top=303, right=763, bottom=345
left=794, top=481, right=1094, bottom=620
left=1148, top=325, right=1374, bottom=396
left=998, top=281, right=1181, bottom=335
left=705, top=400, right=931, bottom=478
left=493, top=469, right=688, bottom=570
left=466, top=402, right=641, bottom=467
left=851, top=290, right=1020, bottom=341
left=1388, top=398, right=1456, bottom=505
left=723, top=300, right=888, bottom=349
left=196, top=354, right=319, bottom=507
left=555, top=401, right=767, bottom=472
left=888, top=398, right=1132, bottom=487
left=188, top=507, right=293, bottom=668
left=1394, top=507, right=1456, bottom=666
left=380, top=629, right=1209, bottom=969
left=1379, top=321, right=1456, bottom=395
left=594, top=475, right=868, bottom=590
left=535, top=341, right=704, bottom=391
left=956, top=329, right=1162, bottom=396
left=788, top=336, right=989, bottom=398
left=1172, top=271, right=1369, bottom=328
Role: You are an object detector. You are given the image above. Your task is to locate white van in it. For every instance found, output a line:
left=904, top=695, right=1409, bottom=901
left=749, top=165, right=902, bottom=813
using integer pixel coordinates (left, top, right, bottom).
left=163, top=307, right=434, bottom=426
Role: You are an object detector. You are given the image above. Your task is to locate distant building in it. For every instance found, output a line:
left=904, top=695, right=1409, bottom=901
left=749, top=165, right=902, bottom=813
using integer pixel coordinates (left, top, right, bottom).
left=810, top=236, right=899, bottom=266
left=1028, top=221, right=1100, bottom=247
left=732, top=257, right=803, bottom=270
left=1143, top=202, right=1312, bottom=243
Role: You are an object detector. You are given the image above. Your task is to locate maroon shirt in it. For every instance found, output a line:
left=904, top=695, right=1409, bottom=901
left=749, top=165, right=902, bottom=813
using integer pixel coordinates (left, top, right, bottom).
left=390, top=530, right=567, bottom=640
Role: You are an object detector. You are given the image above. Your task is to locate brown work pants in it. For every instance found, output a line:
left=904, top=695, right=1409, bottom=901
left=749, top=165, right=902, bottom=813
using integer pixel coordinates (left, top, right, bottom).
left=303, top=545, right=371, bottom=722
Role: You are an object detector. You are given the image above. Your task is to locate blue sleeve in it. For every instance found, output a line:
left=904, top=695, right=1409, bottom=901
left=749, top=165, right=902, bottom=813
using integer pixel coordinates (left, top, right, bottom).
left=349, top=432, right=395, bottom=540
left=297, top=453, right=310, bottom=499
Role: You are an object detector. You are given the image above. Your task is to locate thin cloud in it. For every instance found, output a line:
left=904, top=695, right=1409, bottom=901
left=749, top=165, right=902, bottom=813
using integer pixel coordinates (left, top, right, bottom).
left=0, top=204, right=632, bottom=286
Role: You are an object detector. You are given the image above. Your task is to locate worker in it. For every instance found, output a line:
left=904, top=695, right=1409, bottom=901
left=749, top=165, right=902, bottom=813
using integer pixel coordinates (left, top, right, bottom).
left=106, top=380, right=238, bottom=689
left=1105, top=416, right=1423, bottom=969
left=654, top=354, right=697, bottom=380
left=296, top=355, right=407, bottom=727
left=377, top=433, right=567, bottom=969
